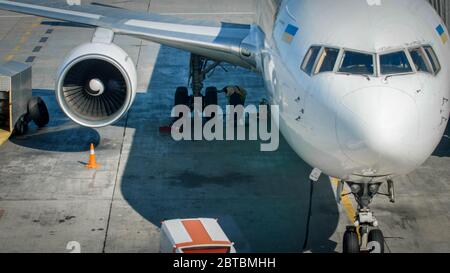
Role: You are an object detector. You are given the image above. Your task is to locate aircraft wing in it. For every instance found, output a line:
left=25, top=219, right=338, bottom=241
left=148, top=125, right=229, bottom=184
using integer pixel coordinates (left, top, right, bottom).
left=0, top=0, right=260, bottom=69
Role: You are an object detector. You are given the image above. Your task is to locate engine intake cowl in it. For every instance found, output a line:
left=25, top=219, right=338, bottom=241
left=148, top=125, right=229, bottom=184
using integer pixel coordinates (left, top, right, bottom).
left=56, top=42, right=137, bottom=128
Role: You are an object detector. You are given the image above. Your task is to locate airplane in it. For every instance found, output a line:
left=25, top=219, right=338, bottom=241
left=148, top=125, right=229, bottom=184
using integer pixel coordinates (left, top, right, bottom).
left=0, top=0, right=449, bottom=253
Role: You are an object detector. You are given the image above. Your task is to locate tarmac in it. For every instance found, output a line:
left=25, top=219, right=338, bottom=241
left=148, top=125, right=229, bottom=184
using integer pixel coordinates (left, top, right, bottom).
left=0, top=0, right=449, bottom=253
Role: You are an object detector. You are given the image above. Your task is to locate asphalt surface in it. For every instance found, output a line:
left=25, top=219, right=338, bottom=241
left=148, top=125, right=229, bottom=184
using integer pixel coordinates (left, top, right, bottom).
left=0, top=0, right=449, bottom=253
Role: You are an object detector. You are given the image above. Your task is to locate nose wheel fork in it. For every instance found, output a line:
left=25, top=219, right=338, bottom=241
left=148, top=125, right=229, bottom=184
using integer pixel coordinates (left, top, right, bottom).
left=339, top=180, right=395, bottom=253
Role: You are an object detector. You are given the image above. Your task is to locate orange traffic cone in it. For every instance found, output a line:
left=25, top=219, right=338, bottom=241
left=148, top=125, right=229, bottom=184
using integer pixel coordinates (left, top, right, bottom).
left=86, top=143, right=99, bottom=169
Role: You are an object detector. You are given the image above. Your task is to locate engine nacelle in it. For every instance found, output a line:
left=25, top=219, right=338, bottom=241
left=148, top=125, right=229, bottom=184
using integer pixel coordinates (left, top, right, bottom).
left=56, top=42, right=137, bottom=128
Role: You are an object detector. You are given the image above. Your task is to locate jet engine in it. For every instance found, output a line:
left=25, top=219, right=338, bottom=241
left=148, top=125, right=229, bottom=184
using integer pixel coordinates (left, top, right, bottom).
left=55, top=42, right=137, bottom=127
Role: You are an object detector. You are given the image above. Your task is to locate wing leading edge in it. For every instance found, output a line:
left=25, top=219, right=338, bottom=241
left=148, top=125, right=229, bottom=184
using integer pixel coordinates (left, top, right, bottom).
left=0, top=0, right=262, bottom=69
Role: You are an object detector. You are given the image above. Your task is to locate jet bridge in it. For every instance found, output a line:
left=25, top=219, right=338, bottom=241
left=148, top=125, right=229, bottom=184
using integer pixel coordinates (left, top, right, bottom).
left=429, top=0, right=450, bottom=28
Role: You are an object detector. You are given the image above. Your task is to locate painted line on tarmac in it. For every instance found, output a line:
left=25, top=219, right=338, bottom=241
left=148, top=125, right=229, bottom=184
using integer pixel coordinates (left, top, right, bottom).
left=3, top=17, right=41, bottom=62
left=330, top=177, right=356, bottom=224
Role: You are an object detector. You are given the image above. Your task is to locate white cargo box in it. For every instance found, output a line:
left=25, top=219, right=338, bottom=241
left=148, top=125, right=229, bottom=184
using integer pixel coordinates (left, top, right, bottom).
left=160, top=218, right=236, bottom=253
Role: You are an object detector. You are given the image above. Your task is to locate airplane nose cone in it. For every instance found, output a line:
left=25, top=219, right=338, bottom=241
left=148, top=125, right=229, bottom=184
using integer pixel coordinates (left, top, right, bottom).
left=336, top=86, right=421, bottom=175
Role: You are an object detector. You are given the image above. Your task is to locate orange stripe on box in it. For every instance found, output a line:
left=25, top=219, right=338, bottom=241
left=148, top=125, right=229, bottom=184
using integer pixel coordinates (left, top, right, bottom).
left=175, top=220, right=231, bottom=251
left=182, top=220, right=213, bottom=244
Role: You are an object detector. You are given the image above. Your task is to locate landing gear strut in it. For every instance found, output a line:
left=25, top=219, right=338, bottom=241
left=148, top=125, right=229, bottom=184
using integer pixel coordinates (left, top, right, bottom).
left=173, top=53, right=246, bottom=112
left=173, top=54, right=221, bottom=111
left=166, top=54, right=248, bottom=134
left=189, top=54, right=221, bottom=98
left=338, top=179, right=395, bottom=253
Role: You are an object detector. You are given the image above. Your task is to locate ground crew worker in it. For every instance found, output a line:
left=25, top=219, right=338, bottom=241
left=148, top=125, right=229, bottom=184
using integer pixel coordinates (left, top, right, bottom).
left=222, top=85, right=247, bottom=106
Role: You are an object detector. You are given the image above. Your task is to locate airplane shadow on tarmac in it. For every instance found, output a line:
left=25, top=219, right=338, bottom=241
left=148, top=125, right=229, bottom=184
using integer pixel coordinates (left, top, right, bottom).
left=10, top=89, right=100, bottom=152
left=433, top=121, right=450, bottom=157
left=119, top=45, right=340, bottom=253
left=9, top=46, right=341, bottom=253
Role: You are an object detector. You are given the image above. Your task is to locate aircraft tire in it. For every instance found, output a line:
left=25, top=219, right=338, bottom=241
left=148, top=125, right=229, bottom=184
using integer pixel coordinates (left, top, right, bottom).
left=174, top=87, right=189, bottom=107
left=174, top=87, right=190, bottom=123
left=343, top=230, right=360, bottom=253
left=205, top=86, right=218, bottom=107
left=204, top=87, right=218, bottom=120
left=368, top=229, right=385, bottom=253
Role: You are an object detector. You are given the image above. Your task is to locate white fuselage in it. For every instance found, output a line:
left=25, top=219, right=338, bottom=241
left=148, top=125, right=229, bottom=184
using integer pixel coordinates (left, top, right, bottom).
left=256, top=0, right=450, bottom=182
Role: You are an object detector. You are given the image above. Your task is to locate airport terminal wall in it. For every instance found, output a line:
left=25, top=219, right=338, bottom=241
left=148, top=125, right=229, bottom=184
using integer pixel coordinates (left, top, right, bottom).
left=429, top=0, right=450, bottom=27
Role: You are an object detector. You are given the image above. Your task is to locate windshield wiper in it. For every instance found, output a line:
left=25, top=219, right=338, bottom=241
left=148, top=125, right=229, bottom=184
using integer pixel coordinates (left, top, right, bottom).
left=360, top=74, right=371, bottom=81
left=384, top=72, right=412, bottom=81
left=345, top=73, right=371, bottom=81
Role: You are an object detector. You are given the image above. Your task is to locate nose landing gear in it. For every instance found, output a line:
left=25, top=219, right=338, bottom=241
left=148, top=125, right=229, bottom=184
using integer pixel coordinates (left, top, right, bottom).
left=338, top=179, right=395, bottom=253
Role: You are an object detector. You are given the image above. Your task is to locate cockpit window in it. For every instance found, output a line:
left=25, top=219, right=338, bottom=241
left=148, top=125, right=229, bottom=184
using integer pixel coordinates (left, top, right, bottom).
left=301, top=46, right=321, bottom=76
left=409, top=47, right=432, bottom=73
left=315, top=47, right=340, bottom=74
left=423, top=46, right=441, bottom=74
left=379, top=51, right=412, bottom=75
left=408, top=46, right=440, bottom=75
left=300, top=45, right=440, bottom=78
left=338, top=50, right=374, bottom=75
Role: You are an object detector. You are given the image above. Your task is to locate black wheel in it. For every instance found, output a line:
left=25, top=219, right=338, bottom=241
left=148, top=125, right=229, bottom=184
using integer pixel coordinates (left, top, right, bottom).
left=174, top=87, right=189, bottom=107
left=174, top=87, right=190, bottom=124
left=14, top=114, right=29, bottom=136
left=368, top=229, right=385, bottom=253
left=204, top=87, right=218, bottom=107
left=204, top=87, right=218, bottom=119
left=343, top=230, right=360, bottom=253
left=27, top=96, right=49, bottom=128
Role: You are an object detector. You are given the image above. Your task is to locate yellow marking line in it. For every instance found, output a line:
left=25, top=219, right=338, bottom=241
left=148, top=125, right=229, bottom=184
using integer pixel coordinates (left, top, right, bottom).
left=3, top=54, right=14, bottom=62
left=330, top=177, right=356, bottom=223
left=0, top=129, right=12, bottom=146
left=2, top=18, right=41, bottom=62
